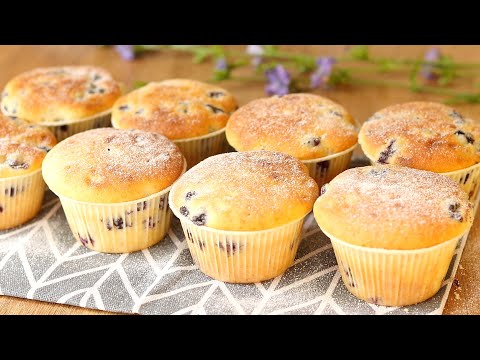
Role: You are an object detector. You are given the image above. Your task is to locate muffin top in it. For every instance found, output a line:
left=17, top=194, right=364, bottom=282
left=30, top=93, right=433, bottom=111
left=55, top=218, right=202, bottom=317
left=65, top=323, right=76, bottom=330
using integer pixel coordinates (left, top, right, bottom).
left=170, top=150, right=319, bottom=231
left=1, top=66, right=122, bottom=124
left=314, top=166, right=473, bottom=250
left=226, top=93, right=358, bottom=160
left=0, top=114, right=57, bottom=178
left=359, top=102, right=480, bottom=172
left=42, top=128, right=185, bottom=203
left=111, top=79, right=238, bottom=140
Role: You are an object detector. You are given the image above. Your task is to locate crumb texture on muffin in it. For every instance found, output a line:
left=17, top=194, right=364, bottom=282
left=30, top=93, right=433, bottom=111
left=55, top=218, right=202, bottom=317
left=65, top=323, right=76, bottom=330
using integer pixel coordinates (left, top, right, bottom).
left=314, top=165, right=473, bottom=250
left=226, top=93, right=358, bottom=160
left=359, top=102, right=480, bottom=172
left=42, top=128, right=184, bottom=203
left=0, top=114, right=57, bottom=177
left=111, top=79, right=238, bottom=140
left=1, top=66, right=121, bottom=124
left=171, top=150, right=319, bottom=231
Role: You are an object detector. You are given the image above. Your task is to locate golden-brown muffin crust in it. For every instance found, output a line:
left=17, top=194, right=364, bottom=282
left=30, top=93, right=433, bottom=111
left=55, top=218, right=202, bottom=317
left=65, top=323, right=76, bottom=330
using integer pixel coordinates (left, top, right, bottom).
left=0, top=141, right=47, bottom=178
left=359, top=102, right=480, bottom=172
left=0, top=114, right=57, bottom=177
left=314, top=165, right=473, bottom=250
left=170, top=150, right=319, bottom=231
left=111, top=79, right=238, bottom=140
left=1, top=66, right=121, bottom=124
left=0, top=115, right=57, bottom=151
left=226, top=93, right=358, bottom=160
left=42, top=128, right=185, bottom=203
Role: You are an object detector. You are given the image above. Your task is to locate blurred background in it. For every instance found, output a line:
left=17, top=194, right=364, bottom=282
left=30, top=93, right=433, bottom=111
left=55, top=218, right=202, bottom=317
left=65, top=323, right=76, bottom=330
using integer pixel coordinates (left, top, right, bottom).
left=1, top=45, right=479, bottom=123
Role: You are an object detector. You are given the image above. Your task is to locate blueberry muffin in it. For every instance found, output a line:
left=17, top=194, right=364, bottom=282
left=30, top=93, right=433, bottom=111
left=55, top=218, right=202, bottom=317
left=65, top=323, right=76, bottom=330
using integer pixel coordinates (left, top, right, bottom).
left=314, top=165, right=473, bottom=306
left=111, top=79, right=238, bottom=168
left=0, top=114, right=57, bottom=229
left=1, top=66, right=122, bottom=141
left=42, top=128, right=185, bottom=253
left=169, top=150, right=318, bottom=283
left=226, top=93, right=358, bottom=187
left=359, top=102, right=480, bottom=200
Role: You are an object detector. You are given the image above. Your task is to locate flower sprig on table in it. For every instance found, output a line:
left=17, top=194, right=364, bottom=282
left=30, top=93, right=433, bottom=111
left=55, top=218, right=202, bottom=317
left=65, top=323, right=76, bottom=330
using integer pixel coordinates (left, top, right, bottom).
left=108, top=45, right=480, bottom=105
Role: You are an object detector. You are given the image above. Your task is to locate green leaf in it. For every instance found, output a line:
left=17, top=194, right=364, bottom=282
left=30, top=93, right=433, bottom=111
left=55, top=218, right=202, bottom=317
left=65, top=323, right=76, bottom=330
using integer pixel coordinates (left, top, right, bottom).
left=210, top=45, right=225, bottom=57
left=192, top=47, right=213, bottom=63
left=436, top=55, right=457, bottom=86
left=133, top=80, right=149, bottom=89
left=329, top=69, right=352, bottom=86
left=377, top=59, right=399, bottom=72
left=444, top=93, right=480, bottom=104
left=262, top=45, right=279, bottom=56
left=348, top=45, right=370, bottom=61
left=409, top=60, right=422, bottom=92
left=212, top=69, right=230, bottom=81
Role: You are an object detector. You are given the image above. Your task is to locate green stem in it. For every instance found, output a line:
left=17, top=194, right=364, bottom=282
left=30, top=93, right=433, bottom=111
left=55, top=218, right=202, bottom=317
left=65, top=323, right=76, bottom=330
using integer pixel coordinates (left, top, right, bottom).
left=350, top=77, right=476, bottom=97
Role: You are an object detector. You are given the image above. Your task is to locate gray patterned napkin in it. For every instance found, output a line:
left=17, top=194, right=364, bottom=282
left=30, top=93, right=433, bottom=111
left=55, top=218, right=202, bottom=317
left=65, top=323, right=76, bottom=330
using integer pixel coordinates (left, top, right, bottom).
left=0, top=189, right=464, bottom=315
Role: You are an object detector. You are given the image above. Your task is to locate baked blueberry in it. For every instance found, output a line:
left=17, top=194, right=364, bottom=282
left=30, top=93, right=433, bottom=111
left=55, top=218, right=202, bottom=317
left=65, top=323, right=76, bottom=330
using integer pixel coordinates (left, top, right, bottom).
left=206, top=104, right=225, bottom=114
left=192, top=213, right=207, bottom=226
left=377, top=140, right=396, bottom=164
left=180, top=206, right=189, bottom=217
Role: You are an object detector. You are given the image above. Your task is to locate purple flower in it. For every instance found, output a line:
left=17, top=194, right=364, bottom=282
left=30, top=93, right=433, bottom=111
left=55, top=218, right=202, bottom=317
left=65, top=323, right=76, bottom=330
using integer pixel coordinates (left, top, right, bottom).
left=215, top=57, right=228, bottom=71
left=421, top=47, right=441, bottom=80
left=246, top=45, right=264, bottom=68
left=115, top=45, right=136, bottom=61
left=213, top=57, right=230, bottom=81
left=311, top=57, right=336, bottom=89
left=265, top=65, right=291, bottom=96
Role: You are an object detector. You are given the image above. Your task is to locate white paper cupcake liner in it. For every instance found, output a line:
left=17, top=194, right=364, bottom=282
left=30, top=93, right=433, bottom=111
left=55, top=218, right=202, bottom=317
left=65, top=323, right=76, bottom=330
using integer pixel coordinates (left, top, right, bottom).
left=169, top=197, right=306, bottom=283
left=323, top=228, right=464, bottom=307
left=58, top=188, right=172, bottom=254
left=173, top=128, right=228, bottom=169
left=302, top=144, right=357, bottom=187
left=0, top=169, right=45, bottom=230
left=54, top=161, right=186, bottom=254
left=41, top=110, right=112, bottom=142
left=443, top=162, right=480, bottom=202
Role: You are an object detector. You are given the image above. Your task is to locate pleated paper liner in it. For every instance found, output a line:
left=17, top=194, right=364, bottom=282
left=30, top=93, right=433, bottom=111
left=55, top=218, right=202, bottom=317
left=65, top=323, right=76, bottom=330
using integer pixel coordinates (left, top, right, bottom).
left=54, top=160, right=186, bottom=254
left=322, top=228, right=466, bottom=307
left=364, top=155, right=480, bottom=202
left=302, top=144, right=357, bottom=188
left=442, top=162, right=480, bottom=202
left=173, top=128, right=229, bottom=169
left=169, top=199, right=306, bottom=283
left=40, top=109, right=113, bottom=142
left=0, top=169, right=45, bottom=230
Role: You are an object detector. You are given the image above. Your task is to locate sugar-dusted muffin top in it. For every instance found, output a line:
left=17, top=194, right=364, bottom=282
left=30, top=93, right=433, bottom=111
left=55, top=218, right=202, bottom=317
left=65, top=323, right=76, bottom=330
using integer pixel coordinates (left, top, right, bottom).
left=0, top=114, right=57, bottom=178
left=314, top=166, right=473, bottom=250
left=42, top=128, right=185, bottom=203
left=1, top=66, right=122, bottom=124
left=359, top=102, right=480, bottom=173
left=170, top=150, right=319, bottom=231
left=226, top=93, right=358, bottom=160
left=111, top=79, right=238, bottom=140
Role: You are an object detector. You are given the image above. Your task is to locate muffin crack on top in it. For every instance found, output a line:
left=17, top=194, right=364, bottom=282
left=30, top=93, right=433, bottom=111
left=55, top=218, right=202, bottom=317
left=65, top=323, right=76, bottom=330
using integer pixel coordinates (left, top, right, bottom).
left=226, top=93, right=358, bottom=160
left=359, top=102, right=480, bottom=172
left=1, top=66, right=121, bottom=124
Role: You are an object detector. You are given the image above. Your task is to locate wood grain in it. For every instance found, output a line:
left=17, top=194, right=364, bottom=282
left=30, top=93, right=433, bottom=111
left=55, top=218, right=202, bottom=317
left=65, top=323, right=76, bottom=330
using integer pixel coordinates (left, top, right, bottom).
left=0, top=45, right=479, bottom=315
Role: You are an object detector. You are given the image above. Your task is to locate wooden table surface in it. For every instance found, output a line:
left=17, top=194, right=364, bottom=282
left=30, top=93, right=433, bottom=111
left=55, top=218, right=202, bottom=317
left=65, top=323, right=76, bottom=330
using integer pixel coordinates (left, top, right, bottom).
left=0, top=45, right=479, bottom=315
